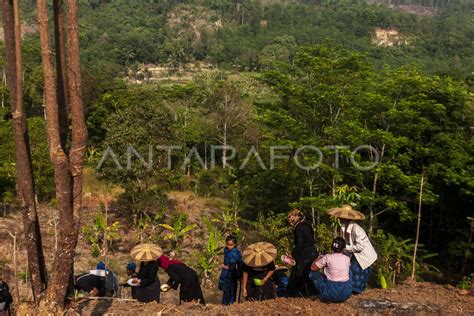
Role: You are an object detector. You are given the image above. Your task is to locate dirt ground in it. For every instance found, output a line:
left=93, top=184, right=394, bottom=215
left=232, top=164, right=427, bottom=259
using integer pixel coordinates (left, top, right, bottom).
left=22, top=280, right=466, bottom=315
left=11, top=278, right=473, bottom=315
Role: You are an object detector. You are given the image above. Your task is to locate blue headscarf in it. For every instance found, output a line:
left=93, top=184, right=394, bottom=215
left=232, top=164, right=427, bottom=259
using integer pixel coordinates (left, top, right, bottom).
left=127, top=262, right=136, bottom=271
left=96, top=261, right=106, bottom=270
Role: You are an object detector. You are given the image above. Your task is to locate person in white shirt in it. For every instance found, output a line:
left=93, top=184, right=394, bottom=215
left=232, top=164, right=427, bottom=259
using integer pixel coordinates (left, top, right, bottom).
left=328, top=205, right=377, bottom=294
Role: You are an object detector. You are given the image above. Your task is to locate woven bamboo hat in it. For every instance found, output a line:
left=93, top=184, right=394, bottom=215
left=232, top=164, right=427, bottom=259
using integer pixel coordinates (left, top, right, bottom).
left=327, top=204, right=365, bottom=220
left=130, top=244, right=163, bottom=262
left=243, top=242, right=277, bottom=268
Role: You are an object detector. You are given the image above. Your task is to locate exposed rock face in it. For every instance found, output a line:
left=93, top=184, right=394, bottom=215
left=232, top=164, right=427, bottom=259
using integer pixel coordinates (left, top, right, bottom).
left=371, top=28, right=408, bottom=47
left=0, top=24, right=38, bottom=41
left=388, top=4, right=439, bottom=17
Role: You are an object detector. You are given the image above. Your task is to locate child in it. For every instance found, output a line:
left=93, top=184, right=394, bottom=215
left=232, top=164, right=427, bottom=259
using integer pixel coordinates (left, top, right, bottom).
left=308, top=237, right=352, bottom=303
left=219, top=235, right=243, bottom=305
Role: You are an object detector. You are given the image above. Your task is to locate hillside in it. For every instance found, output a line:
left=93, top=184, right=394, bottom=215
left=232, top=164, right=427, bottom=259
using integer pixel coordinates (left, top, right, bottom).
left=0, top=0, right=473, bottom=314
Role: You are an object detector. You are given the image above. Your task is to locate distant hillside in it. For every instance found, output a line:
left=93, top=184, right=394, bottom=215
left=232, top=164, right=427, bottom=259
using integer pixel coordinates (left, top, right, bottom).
left=7, top=0, right=474, bottom=83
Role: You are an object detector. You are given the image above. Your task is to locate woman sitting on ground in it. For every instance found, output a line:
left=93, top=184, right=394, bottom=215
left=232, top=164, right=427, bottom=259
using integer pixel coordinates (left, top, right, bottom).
left=157, top=255, right=206, bottom=305
left=309, top=237, right=352, bottom=303
left=241, top=242, right=277, bottom=301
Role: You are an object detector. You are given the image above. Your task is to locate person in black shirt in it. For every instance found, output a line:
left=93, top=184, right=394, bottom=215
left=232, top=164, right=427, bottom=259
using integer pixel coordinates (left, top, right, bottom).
left=133, top=260, right=161, bottom=303
left=157, top=255, right=206, bottom=305
left=0, top=279, right=13, bottom=315
left=241, top=242, right=277, bottom=301
left=287, top=209, right=318, bottom=297
left=242, top=262, right=276, bottom=301
left=74, top=272, right=106, bottom=297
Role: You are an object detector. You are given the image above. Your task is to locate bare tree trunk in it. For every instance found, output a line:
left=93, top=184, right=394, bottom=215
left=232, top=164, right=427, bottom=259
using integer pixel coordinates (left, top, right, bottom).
left=37, top=0, right=74, bottom=307
left=223, top=122, right=227, bottom=168
left=411, top=172, right=424, bottom=279
left=103, top=200, right=108, bottom=262
left=53, top=0, right=69, bottom=149
left=2, top=0, right=47, bottom=301
left=8, top=231, right=20, bottom=303
left=369, top=143, right=385, bottom=233
left=65, top=0, right=88, bottom=304
left=308, top=175, right=317, bottom=228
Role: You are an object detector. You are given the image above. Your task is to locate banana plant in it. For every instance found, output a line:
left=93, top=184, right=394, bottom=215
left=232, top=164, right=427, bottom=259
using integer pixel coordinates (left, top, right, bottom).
left=159, top=213, right=196, bottom=249
left=197, top=216, right=224, bottom=288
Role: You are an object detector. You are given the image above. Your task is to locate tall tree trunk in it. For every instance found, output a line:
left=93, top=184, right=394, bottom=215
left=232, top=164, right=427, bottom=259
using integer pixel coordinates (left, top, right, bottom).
left=369, top=143, right=385, bottom=233
left=223, top=122, right=227, bottom=168
left=1, top=0, right=47, bottom=301
left=411, top=172, right=424, bottom=280
left=37, top=0, right=74, bottom=307
left=65, top=0, right=87, bottom=303
left=53, top=0, right=69, bottom=149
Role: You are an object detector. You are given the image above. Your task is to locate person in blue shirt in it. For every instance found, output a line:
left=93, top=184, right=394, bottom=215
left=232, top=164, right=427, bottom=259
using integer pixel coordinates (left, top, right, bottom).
left=273, top=266, right=289, bottom=297
left=219, top=235, right=242, bottom=305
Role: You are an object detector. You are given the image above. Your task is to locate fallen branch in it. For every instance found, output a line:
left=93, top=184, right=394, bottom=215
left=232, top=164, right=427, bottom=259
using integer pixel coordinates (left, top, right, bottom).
left=68, top=296, right=137, bottom=302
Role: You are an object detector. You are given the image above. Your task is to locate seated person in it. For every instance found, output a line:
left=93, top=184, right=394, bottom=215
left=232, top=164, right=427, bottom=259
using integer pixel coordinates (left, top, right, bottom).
left=121, top=262, right=138, bottom=299
left=309, top=237, right=352, bottom=303
left=74, top=262, right=107, bottom=297
left=0, top=279, right=13, bottom=315
left=272, top=266, right=289, bottom=298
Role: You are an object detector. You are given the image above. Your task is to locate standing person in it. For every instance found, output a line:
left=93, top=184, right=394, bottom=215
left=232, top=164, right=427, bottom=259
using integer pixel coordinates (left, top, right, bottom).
left=219, top=235, right=242, bottom=305
left=130, top=244, right=163, bottom=303
left=241, top=242, right=277, bottom=301
left=0, top=279, right=13, bottom=316
left=328, top=205, right=377, bottom=294
left=287, top=209, right=318, bottom=297
left=309, top=237, right=352, bottom=303
left=157, top=255, right=206, bottom=305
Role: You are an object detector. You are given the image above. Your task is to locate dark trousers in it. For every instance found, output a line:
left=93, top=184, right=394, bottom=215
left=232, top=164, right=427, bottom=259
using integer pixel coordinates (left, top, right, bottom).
left=222, top=280, right=238, bottom=305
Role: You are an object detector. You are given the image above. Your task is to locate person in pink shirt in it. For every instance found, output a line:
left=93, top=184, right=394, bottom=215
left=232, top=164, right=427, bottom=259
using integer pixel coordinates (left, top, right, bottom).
left=308, top=237, right=352, bottom=302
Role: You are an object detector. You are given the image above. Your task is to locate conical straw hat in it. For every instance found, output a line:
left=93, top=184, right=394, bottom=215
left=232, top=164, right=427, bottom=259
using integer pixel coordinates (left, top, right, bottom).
left=243, top=242, right=277, bottom=268
left=130, top=244, right=163, bottom=262
left=327, top=204, right=365, bottom=220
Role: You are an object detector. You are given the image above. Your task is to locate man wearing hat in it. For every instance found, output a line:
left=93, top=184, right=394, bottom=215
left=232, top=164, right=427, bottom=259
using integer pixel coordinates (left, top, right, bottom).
left=328, top=205, right=377, bottom=294
left=241, top=242, right=278, bottom=301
